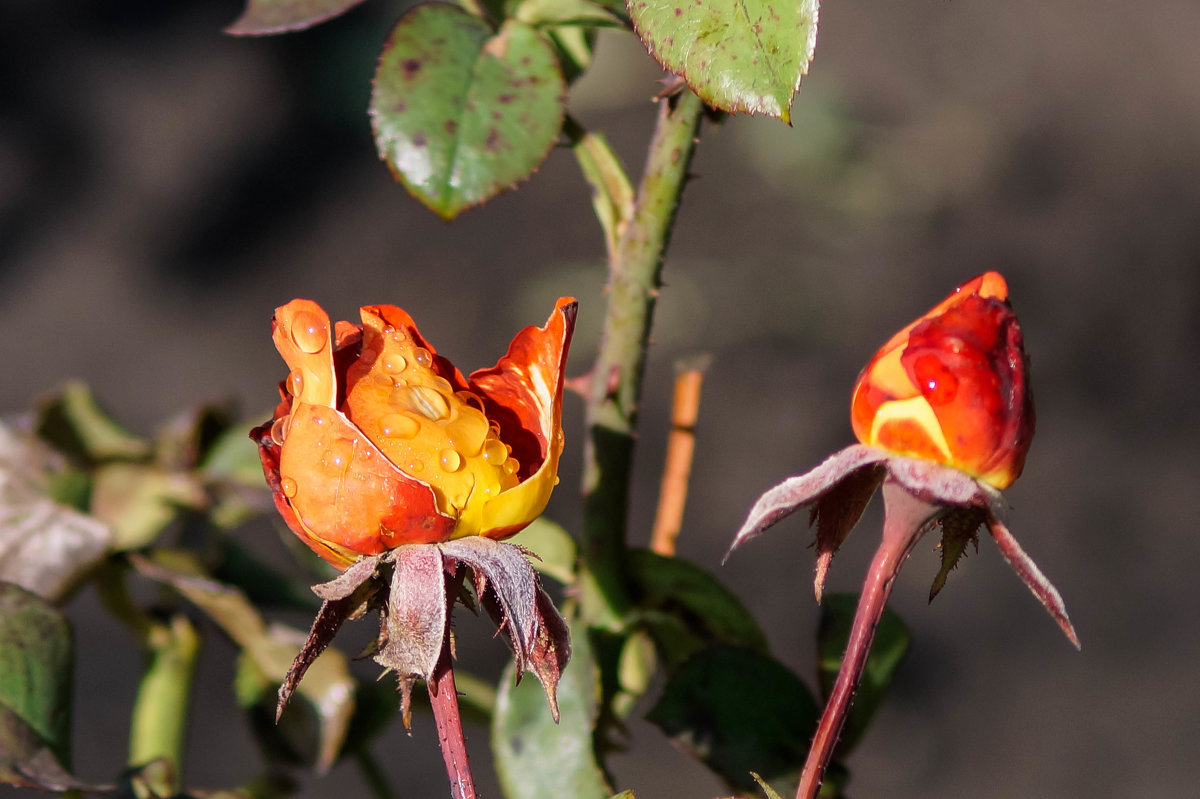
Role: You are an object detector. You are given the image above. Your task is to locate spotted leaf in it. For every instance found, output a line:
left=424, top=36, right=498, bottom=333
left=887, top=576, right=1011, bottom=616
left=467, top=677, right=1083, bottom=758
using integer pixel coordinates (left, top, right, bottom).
left=629, top=0, right=820, bottom=123
left=371, top=5, right=566, bottom=219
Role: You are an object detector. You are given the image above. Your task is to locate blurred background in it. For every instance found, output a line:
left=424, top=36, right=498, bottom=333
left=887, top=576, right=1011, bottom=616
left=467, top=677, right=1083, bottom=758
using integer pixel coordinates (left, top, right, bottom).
left=3, top=0, right=1199, bottom=797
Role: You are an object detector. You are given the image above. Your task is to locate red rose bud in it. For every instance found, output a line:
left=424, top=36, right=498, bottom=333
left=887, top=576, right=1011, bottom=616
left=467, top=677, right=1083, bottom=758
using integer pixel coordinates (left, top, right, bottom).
left=253, top=297, right=577, bottom=569
left=850, top=272, right=1034, bottom=489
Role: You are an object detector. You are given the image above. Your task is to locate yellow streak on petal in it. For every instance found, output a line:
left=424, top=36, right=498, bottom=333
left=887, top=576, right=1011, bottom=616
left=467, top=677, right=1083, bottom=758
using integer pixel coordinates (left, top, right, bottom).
left=869, top=395, right=953, bottom=461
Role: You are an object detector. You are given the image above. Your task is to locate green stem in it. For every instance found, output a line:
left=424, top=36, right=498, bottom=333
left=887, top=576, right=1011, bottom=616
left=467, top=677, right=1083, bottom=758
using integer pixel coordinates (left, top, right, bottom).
left=128, top=614, right=200, bottom=792
left=580, top=90, right=706, bottom=628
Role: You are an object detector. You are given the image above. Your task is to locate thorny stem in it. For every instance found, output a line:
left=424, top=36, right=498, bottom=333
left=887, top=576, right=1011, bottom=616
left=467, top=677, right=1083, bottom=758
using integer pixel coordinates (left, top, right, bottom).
left=795, top=480, right=941, bottom=799
left=580, top=89, right=706, bottom=628
left=429, top=640, right=477, bottom=799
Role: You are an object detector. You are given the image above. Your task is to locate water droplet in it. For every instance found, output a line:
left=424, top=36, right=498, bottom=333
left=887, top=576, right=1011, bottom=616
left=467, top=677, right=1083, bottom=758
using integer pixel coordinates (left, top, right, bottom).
left=322, top=438, right=355, bottom=470
left=291, top=310, right=328, bottom=354
left=482, top=438, right=508, bottom=465
left=407, top=459, right=425, bottom=474
left=442, top=410, right=488, bottom=456
left=912, top=353, right=960, bottom=406
left=553, top=476, right=560, bottom=486
left=503, top=457, right=520, bottom=476
left=286, top=369, right=304, bottom=397
left=380, top=413, right=420, bottom=439
left=371, top=374, right=394, bottom=389
left=270, top=416, right=291, bottom=445
left=412, top=347, right=433, bottom=368
left=392, top=384, right=450, bottom=420
left=383, top=353, right=408, bottom=373
left=439, top=448, right=463, bottom=473
left=281, top=477, right=298, bottom=498
left=456, top=390, right=485, bottom=411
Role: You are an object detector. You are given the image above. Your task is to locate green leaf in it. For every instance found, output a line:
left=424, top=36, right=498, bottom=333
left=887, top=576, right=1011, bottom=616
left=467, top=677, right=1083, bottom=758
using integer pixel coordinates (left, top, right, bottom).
left=751, top=772, right=784, bottom=799
left=629, top=0, right=820, bottom=123
left=0, top=422, right=112, bottom=603
left=225, top=0, right=367, bottom=35
left=509, top=516, right=577, bottom=584
left=816, top=592, right=910, bottom=756
left=493, top=618, right=610, bottom=798
left=371, top=5, right=566, bottom=220
left=131, top=553, right=356, bottom=772
left=510, top=0, right=621, bottom=26
left=91, top=463, right=206, bottom=551
left=35, top=380, right=150, bottom=464
left=646, top=646, right=819, bottom=791
left=567, top=119, right=634, bottom=258
left=627, top=549, right=768, bottom=670
left=0, top=584, right=73, bottom=763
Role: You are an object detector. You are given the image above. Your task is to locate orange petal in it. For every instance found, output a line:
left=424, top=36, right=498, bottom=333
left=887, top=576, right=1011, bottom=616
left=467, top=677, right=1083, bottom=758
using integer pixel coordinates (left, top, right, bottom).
left=279, top=402, right=456, bottom=566
left=273, top=300, right=337, bottom=409
left=469, top=297, right=578, bottom=537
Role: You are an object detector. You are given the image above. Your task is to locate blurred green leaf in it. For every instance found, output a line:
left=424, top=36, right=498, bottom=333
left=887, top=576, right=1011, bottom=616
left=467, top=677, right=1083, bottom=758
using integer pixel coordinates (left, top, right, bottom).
left=92, top=462, right=206, bottom=551
left=629, top=0, right=819, bottom=123
left=646, top=646, right=818, bottom=792
left=0, top=583, right=73, bottom=764
left=816, top=592, right=910, bottom=756
left=370, top=4, right=566, bottom=220
left=509, top=516, right=577, bottom=584
left=493, top=618, right=610, bottom=799
left=751, top=772, right=785, bottom=799
left=0, top=422, right=112, bottom=603
left=627, top=549, right=768, bottom=670
left=567, top=119, right=633, bottom=258
left=510, top=0, right=620, bottom=26
left=203, top=421, right=268, bottom=488
left=131, top=553, right=355, bottom=772
left=36, top=380, right=150, bottom=464
left=225, top=0, right=367, bottom=35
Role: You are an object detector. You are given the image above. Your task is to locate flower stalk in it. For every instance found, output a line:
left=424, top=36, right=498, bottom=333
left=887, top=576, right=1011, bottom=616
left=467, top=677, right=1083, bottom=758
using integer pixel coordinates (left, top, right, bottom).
left=795, top=480, right=939, bottom=799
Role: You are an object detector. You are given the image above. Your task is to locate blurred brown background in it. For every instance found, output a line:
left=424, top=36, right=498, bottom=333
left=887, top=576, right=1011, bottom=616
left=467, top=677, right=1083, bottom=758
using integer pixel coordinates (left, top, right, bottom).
left=3, top=0, right=1198, bottom=797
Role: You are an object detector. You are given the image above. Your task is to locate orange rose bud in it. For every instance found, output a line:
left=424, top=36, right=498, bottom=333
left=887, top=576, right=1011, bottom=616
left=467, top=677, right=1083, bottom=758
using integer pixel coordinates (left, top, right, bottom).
left=850, top=272, right=1034, bottom=489
left=253, top=297, right=578, bottom=569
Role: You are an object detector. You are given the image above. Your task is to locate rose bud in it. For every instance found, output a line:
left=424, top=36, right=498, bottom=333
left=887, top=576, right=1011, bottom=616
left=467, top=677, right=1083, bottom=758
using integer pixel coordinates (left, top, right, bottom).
left=253, top=296, right=578, bottom=569
left=728, top=272, right=1075, bottom=799
left=850, top=271, right=1034, bottom=490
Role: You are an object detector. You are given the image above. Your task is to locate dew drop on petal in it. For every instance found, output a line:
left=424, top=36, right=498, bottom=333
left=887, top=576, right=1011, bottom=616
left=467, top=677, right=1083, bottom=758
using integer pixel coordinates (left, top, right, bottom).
left=912, top=353, right=960, bottom=406
left=291, top=311, right=329, bottom=354
left=372, top=374, right=394, bottom=389
left=439, top=448, right=463, bottom=473
left=380, top=413, right=420, bottom=439
left=286, top=369, right=304, bottom=397
left=455, top=390, right=485, bottom=411
left=281, top=477, right=298, bottom=498
left=412, top=347, right=433, bottom=368
left=503, top=457, right=520, bottom=476
left=553, top=475, right=560, bottom=486
left=482, top=438, right=508, bottom=465
left=383, top=353, right=408, bottom=373
left=443, top=410, right=488, bottom=456
left=269, top=416, right=290, bottom=446
left=392, top=385, right=450, bottom=420
left=322, top=438, right=355, bottom=470
left=407, top=459, right=425, bottom=474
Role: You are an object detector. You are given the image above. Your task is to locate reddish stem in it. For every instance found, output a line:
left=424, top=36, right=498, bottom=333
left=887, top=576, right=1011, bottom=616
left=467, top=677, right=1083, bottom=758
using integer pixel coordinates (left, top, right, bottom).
left=795, top=480, right=939, bottom=799
left=429, top=642, right=477, bottom=799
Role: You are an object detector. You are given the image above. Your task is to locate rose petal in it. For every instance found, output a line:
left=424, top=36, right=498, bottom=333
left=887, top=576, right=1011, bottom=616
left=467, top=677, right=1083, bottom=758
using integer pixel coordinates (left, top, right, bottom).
left=470, top=298, right=578, bottom=537
left=280, top=403, right=455, bottom=564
